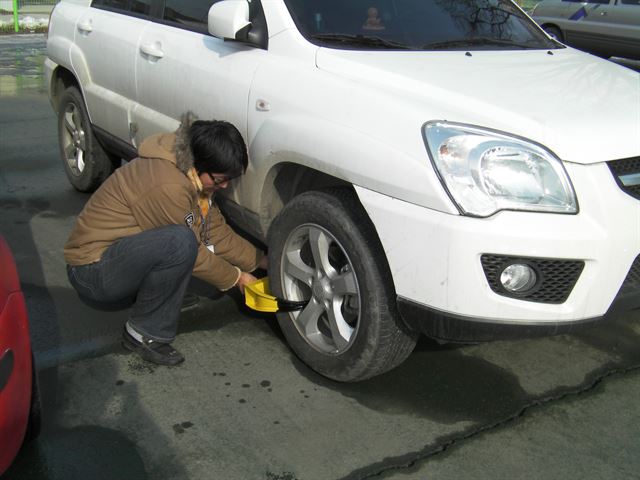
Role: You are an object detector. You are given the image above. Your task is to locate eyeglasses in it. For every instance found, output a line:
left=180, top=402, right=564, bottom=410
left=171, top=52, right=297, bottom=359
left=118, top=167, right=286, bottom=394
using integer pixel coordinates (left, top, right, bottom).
left=208, top=173, right=237, bottom=186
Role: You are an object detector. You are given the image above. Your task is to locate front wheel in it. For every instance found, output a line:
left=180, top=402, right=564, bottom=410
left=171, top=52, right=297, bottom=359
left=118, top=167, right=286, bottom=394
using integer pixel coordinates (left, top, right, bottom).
left=268, top=189, right=417, bottom=382
left=543, top=25, right=563, bottom=43
left=57, top=86, right=117, bottom=192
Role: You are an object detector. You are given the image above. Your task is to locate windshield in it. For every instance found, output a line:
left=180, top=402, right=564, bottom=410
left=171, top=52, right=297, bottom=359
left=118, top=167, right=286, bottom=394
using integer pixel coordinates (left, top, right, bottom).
left=283, top=0, right=558, bottom=51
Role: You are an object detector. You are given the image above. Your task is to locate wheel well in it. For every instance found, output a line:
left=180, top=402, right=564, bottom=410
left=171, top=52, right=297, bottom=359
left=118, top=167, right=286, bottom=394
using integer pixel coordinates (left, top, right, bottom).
left=259, top=163, right=354, bottom=232
left=259, top=163, right=391, bottom=260
left=50, top=67, right=80, bottom=112
left=540, top=23, right=563, bottom=38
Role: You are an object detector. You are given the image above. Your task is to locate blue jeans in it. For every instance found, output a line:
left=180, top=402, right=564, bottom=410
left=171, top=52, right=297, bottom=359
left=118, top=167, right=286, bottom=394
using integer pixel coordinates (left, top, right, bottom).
left=67, top=225, right=198, bottom=343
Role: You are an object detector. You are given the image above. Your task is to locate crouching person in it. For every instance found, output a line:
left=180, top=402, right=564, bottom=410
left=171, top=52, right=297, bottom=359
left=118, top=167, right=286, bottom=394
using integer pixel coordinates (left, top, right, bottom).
left=64, top=113, right=267, bottom=366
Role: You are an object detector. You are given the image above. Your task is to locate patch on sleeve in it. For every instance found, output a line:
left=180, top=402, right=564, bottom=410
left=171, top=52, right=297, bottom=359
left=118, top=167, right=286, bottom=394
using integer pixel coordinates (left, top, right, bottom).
left=184, top=212, right=195, bottom=228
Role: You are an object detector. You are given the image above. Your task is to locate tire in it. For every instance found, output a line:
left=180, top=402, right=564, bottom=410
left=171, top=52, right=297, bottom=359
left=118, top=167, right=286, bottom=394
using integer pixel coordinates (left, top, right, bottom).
left=268, top=188, right=418, bottom=382
left=543, top=26, right=563, bottom=43
left=57, top=86, right=116, bottom=192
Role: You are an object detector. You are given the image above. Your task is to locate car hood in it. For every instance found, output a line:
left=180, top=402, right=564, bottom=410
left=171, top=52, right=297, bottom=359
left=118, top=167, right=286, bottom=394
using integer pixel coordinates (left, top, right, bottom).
left=315, top=47, right=640, bottom=164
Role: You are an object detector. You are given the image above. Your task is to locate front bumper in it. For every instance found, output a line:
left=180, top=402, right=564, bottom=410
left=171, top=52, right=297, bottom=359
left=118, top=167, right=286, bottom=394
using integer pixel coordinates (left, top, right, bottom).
left=397, top=297, right=603, bottom=343
left=398, top=272, right=640, bottom=342
left=355, top=160, right=640, bottom=331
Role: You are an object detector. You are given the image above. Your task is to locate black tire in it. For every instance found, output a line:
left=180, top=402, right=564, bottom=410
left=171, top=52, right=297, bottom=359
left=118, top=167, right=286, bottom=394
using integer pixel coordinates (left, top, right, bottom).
left=57, top=86, right=116, bottom=192
left=268, top=188, right=417, bottom=382
left=543, top=25, right=563, bottom=43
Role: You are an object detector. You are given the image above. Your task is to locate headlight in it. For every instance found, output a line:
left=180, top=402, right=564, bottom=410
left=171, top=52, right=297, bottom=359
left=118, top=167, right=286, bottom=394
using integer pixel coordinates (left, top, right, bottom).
left=423, top=121, right=577, bottom=217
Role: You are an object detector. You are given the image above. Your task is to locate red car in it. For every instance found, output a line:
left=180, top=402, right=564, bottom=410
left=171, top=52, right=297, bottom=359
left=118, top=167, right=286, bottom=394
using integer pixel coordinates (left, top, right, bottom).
left=0, top=235, right=39, bottom=475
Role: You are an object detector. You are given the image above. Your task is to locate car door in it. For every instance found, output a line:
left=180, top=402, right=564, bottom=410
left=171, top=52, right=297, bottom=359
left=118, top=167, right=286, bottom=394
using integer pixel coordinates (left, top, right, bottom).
left=561, top=0, right=615, bottom=55
left=131, top=0, right=266, bottom=149
left=608, top=0, right=640, bottom=59
left=74, top=0, right=153, bottom=142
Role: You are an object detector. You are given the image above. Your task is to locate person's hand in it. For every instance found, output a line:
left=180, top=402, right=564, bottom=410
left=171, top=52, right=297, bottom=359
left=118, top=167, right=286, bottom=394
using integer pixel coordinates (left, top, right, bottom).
left=236, top=271, right=258, bottom=295
left=258, top=255, right=269, bottom=270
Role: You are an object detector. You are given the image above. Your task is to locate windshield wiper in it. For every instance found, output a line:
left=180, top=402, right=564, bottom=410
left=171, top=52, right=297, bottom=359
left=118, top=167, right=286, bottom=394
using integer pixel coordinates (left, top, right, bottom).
left=310, top=33, right=413, bottom=50
left=421, top=37, right=540, bottom=50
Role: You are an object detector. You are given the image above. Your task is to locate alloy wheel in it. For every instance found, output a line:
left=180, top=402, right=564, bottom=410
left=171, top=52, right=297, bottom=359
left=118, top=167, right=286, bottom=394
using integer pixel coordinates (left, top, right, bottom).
left=61, top=103, right=87, bottom=176
left=281, top=224, right=361, bottom=354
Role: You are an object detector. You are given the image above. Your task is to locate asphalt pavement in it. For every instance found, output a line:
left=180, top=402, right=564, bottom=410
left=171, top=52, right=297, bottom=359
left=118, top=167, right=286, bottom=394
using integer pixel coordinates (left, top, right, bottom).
left=1, top=34, right=639, bottom=480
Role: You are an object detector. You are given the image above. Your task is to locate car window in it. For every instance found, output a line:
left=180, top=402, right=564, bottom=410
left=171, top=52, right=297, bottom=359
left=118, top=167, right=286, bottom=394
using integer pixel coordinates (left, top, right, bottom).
left=163, top=0, right=225, bottom=33
left=92, top=0, right=152, bottom=16
left=620, top=0, right=640, bottom=5
left=285, top=0, right=557, bottom=51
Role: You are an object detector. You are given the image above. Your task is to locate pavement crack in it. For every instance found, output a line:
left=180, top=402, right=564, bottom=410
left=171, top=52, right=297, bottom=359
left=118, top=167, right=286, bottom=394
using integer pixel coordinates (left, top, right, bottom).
left=340, top=363, right=640, bottom=480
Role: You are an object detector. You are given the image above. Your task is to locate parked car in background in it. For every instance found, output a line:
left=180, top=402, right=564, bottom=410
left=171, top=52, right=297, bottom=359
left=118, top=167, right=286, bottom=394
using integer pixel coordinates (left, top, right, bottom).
left=45, top=0, right=640, bottom=382
left=531, top=0, right=640, bottom=60
left=0, top=235, right=40, bottom=475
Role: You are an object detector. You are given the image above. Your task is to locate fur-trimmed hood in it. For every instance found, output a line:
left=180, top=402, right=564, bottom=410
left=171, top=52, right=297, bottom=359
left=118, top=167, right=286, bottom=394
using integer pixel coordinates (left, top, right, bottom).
left=137, top=111, right=199, bottom=175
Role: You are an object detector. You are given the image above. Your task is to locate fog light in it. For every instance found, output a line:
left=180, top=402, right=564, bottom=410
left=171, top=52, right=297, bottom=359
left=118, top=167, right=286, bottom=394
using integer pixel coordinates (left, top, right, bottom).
left=500, top=264, right=537, bottom=293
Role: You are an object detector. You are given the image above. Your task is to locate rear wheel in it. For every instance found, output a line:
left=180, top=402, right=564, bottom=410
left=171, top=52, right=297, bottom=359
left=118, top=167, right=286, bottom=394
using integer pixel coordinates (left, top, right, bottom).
left=57, top=86, right=117, bottom=192
left=268, top=189, right=417, bottom=382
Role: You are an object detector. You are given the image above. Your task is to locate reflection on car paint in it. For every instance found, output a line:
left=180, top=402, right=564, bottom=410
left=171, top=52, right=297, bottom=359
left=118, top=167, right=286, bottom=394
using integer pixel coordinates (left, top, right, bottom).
left=568, top=6, right=588, bottom=20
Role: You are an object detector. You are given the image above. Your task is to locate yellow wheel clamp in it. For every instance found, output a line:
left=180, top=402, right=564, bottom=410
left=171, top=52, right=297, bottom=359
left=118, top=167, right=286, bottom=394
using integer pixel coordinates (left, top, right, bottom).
left=244, top=277, right=307, bottom=313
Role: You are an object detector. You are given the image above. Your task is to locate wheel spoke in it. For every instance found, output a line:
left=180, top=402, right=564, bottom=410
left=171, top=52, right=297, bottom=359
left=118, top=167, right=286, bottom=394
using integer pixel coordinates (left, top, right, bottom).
left=327, top=302, right=353, bottom=350
left=64, top=144, right=76, bottom=163
left=296, top=298, right=325, bottom=338
left=333, top=270, right=357, bottom=296
left=64, top=111, right=76, bottom=135
left=308, top=227, right=334, bottom=276
left=71, top=107, right=81, bottom=131
left=284, top=250, right=314, bottom=286
left=77, top=131, right=87, bottom=151
left=76, top=149, right=85, bottom=172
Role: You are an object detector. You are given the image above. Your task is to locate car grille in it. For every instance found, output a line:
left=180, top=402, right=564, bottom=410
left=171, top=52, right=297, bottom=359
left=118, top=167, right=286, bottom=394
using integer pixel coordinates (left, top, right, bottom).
left=618, top=255, right=640, bottom=297
left=481, top=255, right=584, bottom=304
left=607, top=156, right=640, bottom=201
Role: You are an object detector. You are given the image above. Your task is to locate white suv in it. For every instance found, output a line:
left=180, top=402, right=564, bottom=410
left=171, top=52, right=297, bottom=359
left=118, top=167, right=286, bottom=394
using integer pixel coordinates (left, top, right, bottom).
left=45, top=0, right=640, bottom=381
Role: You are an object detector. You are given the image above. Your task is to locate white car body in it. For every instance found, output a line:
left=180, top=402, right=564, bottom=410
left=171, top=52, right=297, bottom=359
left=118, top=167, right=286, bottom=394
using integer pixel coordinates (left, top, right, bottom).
left=45, top=0, right=640, bottom=342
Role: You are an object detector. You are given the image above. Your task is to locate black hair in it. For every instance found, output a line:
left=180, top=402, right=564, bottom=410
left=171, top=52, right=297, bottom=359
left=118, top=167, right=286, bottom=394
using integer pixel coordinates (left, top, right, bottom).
left=189, top=120, right=248, bottom=178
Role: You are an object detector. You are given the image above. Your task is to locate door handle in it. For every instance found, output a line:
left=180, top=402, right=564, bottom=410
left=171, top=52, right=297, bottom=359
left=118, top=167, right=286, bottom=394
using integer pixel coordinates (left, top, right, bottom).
left=600, top=11, right=608, bottom=16
left=140, top=43, right=164, bottom=59
left=77, top=21, right=93, bottom=33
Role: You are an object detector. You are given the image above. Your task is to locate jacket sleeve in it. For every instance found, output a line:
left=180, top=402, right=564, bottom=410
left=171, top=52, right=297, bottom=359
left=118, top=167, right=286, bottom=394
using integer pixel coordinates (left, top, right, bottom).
left=205, top=202, right=264, bottom=272
left=130, top=184, right=242, bottom=291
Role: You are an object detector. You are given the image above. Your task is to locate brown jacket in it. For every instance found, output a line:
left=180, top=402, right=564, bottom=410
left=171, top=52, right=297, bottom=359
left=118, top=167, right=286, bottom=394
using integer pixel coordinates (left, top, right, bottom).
left=64, top=123, right=262, bottom=291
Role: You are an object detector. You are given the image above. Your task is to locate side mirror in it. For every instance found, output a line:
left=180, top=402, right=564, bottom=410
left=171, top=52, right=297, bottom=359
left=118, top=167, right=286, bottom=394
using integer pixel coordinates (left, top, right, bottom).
left=208, top=1, right=251, bottom=41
